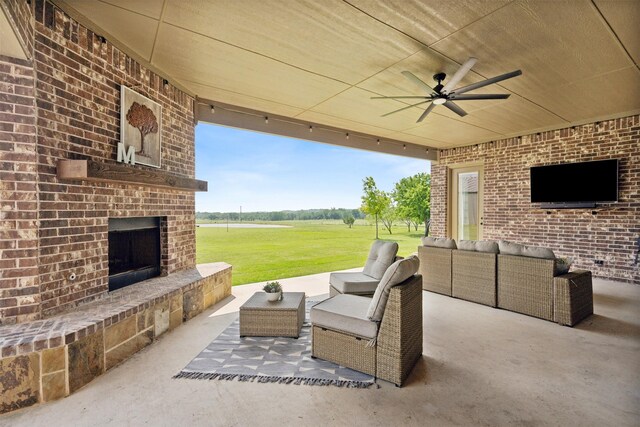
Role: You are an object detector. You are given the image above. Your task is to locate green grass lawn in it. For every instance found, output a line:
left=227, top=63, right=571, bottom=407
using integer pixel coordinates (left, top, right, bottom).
left=196, top=220, right=424, bottom=286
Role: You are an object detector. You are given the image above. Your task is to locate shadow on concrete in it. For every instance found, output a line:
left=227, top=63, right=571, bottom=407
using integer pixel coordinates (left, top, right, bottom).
left=575, top=313, right=640, bottom=339
left=594, top=293, right=635, bottom=308
left=207, top=295, right=237, bottom=318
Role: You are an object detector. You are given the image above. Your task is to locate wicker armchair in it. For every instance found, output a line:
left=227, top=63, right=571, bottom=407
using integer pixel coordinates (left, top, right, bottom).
left=329, top=241, right=399, bottom=297
left=417, top=246, right=452, bottom=296
left=312, top=274, right=423, bottom=386
left=497, top=254, right=555, bottom=321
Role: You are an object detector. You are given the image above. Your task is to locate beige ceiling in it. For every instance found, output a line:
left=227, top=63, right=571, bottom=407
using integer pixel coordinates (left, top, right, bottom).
left=57, top=0, right=640, bottom=149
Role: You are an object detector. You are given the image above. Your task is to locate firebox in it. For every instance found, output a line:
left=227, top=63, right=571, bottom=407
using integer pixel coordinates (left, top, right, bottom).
left=108, top=217, right=161, bottom=291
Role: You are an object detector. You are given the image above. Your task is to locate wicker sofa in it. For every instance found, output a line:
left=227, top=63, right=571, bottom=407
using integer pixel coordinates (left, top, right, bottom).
left=453, top=249, right=497, bottom=307
left=417, top=238, right=593, bottom=326
left=312, top=256, right=423, bottom=386
left=418, top=245, right=453, bottom=296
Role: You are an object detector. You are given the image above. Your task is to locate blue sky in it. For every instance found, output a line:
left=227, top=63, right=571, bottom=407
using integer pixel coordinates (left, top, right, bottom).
left=195, top=124, right=431, bottom=212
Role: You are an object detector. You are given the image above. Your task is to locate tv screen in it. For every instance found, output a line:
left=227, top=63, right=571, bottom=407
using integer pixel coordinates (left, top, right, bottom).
left=530, top=159, right=618, bottom=203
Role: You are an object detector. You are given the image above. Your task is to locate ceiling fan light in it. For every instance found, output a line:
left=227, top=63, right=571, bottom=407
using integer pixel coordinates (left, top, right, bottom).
left=433, top=98, right=446, bottom=105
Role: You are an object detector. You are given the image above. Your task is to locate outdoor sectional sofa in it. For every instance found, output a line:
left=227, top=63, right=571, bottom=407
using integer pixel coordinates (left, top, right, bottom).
left=417, top=237, right=593, bottom=326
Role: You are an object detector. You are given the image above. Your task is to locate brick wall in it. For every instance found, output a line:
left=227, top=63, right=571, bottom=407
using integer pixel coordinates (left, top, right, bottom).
left=431, top=115, right=640, bottom=284
left=0, top=0, right=39, bottom=323
left=1, top=1, right=198, bottom=324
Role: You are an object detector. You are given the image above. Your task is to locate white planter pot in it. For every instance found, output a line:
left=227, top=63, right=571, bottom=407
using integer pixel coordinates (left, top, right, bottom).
left=266, top=291, right=281, bottom=302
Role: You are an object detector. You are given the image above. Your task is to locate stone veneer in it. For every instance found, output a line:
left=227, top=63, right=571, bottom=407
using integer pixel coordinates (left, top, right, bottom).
left=431, top=115, right=640, bottom=284
left=0, top=263, right=232, bottom=413
left=1, top=0, right=198, bottom=324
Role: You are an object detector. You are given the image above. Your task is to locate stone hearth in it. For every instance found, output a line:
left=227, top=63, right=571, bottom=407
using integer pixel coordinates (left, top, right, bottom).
left=0, top=263, right=231, bottom=413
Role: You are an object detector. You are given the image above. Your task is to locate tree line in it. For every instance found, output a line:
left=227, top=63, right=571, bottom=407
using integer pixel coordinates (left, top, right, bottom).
left=196, top=172, right=431, bottom=238
left=196, top=208, right=365, bottom=222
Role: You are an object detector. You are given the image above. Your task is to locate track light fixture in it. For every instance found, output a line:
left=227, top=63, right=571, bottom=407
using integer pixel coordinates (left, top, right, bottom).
left=346, top=133, right=349, bottom=140
left=163, top=79, right=169, bottom=89
left=309, top=126, right=313, bottom=133
left=210, top=105, right=215, bottom=114
left=265, top=116, right=269, bottom=124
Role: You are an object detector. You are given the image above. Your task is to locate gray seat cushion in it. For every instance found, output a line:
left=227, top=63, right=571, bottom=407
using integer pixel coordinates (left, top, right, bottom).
left=498, top=240, right=555, bottom=259
left=329, top=272, right=380, bottom=295
left=310, top=295, right=378, bottom=339
left=362, top=240, right=399, bottom=280
left=367, top=255, right=420, bottom=322
left=457, top=239, right=499, bottom=254
left=421, top=236, right=457, bottom=249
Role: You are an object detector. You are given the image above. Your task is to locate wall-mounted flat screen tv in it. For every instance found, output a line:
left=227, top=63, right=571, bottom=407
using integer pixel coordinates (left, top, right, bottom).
left=530, top=159, right=618, bottom=204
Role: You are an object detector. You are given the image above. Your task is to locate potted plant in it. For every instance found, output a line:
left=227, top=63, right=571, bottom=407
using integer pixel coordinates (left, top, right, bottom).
left=263, top=281, right=283, bottom=302
left=555, top=257, right=573, bottom=275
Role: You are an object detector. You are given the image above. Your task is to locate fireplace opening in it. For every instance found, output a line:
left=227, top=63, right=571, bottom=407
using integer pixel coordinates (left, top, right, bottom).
left=108, top=217, right=161, bottom=291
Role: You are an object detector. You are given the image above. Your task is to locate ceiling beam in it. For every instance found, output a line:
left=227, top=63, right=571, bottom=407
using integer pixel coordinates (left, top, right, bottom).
left=196, top=99, right=437, bottom=161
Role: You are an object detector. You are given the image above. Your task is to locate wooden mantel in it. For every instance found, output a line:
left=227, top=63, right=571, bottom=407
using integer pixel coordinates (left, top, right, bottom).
left=57, top=160, right=208, bottom=192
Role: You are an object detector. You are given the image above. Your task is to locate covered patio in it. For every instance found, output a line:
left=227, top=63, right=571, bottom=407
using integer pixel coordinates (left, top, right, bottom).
left=2, top=271, right=639, bottom=426
left=1, top=0, right=639, bottom=424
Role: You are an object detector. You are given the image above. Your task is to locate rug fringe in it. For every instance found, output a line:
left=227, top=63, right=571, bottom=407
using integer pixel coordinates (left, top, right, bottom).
left=173, top=371, right=374, bottom=389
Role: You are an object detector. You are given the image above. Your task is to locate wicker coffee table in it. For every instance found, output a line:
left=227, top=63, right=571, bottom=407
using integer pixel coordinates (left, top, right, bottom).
left=239, top=292, right=305, bottom=338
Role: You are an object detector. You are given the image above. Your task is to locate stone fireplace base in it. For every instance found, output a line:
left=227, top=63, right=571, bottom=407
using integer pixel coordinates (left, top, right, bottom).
left=0, top=263, right=232, bottom=414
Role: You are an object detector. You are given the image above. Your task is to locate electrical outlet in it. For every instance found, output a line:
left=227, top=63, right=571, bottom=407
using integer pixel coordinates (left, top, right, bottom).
left=594, top=259, right=604, bottom=266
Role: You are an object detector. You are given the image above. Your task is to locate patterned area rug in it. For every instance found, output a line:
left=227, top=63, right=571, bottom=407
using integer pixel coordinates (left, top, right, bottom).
left=173, top=301, right=375, bottom=388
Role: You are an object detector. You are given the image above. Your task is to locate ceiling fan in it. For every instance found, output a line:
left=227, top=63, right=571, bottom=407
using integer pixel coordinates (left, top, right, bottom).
left=372, top=57, right=522, bottom=123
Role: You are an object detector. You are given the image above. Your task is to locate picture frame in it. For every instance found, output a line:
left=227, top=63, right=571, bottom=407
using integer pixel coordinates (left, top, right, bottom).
left=120, top=86, right=162, bottom=168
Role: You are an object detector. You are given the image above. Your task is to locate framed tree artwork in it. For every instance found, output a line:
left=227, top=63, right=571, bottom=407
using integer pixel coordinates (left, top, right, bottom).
left=120, top=86, right=162, bottom=168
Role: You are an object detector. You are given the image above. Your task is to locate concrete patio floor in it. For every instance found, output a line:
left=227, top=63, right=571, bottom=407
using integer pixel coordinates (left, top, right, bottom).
left=2, top=270, right=639, bottom=427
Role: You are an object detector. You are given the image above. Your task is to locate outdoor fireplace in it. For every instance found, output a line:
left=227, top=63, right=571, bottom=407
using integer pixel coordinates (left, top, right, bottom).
left=108, top=217, right=162, bottom=291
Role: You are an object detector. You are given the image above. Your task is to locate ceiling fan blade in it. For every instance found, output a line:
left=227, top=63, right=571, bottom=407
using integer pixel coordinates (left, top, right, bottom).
left=371, top=96, right=431, bottom=99
left=452, top=70, right=522, bottom=95
left=449, top=94, right=510, bottom=100
left=416, top=103, right=436, bottom=123
left=382, top=100, right=432, bottom=117
left=442, top=57, right=477, bottom=94
left=401, top=71, right=435, bottom=94
left=443, top=101, right=467, bottom=117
